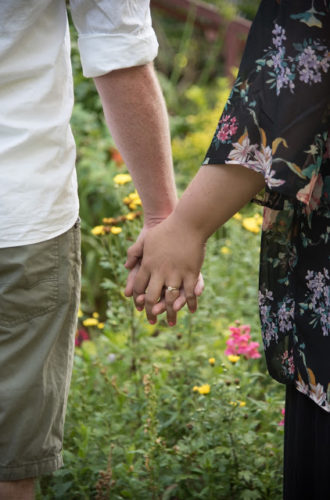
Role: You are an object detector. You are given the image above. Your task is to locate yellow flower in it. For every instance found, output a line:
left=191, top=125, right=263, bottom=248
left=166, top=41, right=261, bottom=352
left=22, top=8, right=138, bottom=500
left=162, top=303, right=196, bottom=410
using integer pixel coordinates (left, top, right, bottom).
left=198, top=384, right=211, bottom=395
left=208, top=357, right=215, bottom=366
left=229, top=400, right=246, bottom=407
left=220, top=246, right=231, bottom=255
left=123, top=191, right=142, bottom=211
left=242, top=217, right=260, bottom=234
left=110, top=226, right=122, bottom=235
left=97, top=322, right=105, bottom=329
left=78, top=307, right=83, bottom=318
left=103, top=217, right=116, bottom=224
left=83, top=318, right=99, bottom=327
left=92, top=312, right=99, bottom=319
left=227, top=354, right=240, bottom=364
left=193, top=386, right=199, bottom=392
left=113, top=173, right=132, bottom=185
left=233, top=212, right=242, bottom=221
left=91, top=225, right=105, bottom=236
left=125, top=212, right=137, bottom=221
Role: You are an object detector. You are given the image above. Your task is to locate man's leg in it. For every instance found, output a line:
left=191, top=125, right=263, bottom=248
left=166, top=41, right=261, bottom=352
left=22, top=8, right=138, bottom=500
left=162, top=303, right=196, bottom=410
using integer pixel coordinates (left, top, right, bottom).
left=0, top=222, right=81, bottom=485
left=0, top=479, right=35, bottom=500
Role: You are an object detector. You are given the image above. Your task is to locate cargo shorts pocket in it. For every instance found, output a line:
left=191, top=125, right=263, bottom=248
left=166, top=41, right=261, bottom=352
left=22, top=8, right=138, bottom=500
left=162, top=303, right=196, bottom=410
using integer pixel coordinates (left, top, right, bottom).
left=0, top=237, right=59, bottom=327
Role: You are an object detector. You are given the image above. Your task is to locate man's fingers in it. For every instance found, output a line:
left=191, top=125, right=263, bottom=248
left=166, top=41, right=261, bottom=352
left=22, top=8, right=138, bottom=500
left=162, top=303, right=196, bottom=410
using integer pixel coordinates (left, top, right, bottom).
left=135, top=294, right=146, bottom=310
left=164, top=282, right=181, bottom=326
left=144, top=278, right=163, bottom=324
left=125, top=240, right=143, bottom=270
left=152, top=298, right=166, bottom=316
left=133, top=267, right=150, bottom=311
left=194, top=272, right=204, bottom=297
left=125, top=262, right=140, bottom=297
left=183, top=276, right=198, bottom=313
left=173, top=290, right=186, bottom=312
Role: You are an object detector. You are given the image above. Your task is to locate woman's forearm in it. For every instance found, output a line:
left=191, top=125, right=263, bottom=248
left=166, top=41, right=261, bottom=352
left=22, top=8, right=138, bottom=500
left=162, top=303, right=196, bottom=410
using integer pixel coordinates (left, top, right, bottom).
left=172, top=164, right=266, bottom=241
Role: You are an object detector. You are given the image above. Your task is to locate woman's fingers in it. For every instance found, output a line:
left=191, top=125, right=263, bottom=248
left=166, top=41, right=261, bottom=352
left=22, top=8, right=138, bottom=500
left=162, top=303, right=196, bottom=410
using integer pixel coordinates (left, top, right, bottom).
left=134, top=273, right=202, bottom=322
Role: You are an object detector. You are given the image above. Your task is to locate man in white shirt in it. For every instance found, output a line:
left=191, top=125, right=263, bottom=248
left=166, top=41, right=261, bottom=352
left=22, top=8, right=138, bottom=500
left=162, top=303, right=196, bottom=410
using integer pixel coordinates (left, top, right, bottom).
left=0, top=1, right=177, bottom=498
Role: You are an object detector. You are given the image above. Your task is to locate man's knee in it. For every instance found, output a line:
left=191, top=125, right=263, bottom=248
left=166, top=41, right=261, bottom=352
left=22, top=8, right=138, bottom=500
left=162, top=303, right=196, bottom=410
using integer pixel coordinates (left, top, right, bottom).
left=0, top=478, right=35, bottom=500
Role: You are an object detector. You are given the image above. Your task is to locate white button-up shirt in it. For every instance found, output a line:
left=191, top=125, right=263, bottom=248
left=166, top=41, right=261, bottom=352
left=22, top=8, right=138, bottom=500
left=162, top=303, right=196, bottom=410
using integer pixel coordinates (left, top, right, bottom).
left=0, top=0, right=158, bottom=247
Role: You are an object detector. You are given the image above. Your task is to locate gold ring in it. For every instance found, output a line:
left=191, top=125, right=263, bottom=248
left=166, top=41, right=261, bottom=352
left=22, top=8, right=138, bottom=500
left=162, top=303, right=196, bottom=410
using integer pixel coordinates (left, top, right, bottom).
left=166, top=286, right=179, bottom=292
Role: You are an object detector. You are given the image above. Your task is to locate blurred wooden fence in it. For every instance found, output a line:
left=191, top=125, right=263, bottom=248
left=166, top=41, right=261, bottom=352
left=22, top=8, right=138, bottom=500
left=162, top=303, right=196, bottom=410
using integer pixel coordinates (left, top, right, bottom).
left=151, top=0, right=251, bottom=81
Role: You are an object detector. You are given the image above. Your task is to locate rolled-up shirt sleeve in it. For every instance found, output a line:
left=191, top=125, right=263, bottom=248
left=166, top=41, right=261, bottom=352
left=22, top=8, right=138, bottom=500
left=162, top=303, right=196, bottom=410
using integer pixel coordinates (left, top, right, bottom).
left=69, top=0, right=159, bottom=77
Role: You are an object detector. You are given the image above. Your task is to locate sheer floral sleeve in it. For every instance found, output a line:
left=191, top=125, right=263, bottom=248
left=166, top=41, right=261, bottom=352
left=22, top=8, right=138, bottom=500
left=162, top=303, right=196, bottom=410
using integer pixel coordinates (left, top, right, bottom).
left=204, top=0, right=330, bottom=210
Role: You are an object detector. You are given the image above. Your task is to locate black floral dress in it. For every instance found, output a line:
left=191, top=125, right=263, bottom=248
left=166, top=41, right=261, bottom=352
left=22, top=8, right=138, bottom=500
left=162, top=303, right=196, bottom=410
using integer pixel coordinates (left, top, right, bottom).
left=203, top=0, right=330, bottom=412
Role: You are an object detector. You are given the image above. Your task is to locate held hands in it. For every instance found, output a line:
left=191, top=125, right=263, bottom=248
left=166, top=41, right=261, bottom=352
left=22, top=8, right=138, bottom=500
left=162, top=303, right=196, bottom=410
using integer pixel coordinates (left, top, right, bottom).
left=125, top=213, right=205, bottom=325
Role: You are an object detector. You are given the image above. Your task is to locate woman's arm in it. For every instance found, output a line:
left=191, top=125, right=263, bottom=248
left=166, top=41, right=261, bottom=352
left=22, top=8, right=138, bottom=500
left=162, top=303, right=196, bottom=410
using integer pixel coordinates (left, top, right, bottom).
left=132, top=163, right=265, bottom=325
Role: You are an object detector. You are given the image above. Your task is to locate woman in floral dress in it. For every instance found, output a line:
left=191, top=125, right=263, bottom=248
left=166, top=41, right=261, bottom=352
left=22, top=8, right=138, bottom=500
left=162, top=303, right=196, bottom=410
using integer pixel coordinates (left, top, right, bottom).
left=129, top=0, right=330, bottom=496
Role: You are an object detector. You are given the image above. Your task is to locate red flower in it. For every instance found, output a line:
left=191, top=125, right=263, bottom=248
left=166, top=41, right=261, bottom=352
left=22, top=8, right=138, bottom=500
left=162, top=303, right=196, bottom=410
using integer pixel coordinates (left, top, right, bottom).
left=75, top=328, right=90, bottom=347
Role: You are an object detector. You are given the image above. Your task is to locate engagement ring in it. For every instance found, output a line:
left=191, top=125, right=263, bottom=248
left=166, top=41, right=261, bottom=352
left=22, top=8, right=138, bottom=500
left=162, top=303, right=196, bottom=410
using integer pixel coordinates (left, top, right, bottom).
left=166, top=286, right=179, bottom=292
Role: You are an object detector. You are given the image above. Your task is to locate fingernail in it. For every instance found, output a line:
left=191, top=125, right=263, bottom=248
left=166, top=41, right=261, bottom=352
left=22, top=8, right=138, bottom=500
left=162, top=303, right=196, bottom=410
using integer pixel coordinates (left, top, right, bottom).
left=149, top=320, right=156, bottom=325
left=137, top=307, right=143, bottom=311
left=168, top=321, right=175, bottom=327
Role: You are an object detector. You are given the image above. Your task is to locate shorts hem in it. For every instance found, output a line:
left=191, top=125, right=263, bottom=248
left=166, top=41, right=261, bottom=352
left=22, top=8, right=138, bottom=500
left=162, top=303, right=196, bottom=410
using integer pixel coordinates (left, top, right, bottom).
left=0, top=453, right=63, bottom=481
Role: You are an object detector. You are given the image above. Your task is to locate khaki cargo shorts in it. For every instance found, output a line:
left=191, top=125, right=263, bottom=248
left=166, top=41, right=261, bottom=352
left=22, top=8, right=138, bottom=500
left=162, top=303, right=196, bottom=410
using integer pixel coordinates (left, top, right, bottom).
left=0, top=221, right=81, bottom=480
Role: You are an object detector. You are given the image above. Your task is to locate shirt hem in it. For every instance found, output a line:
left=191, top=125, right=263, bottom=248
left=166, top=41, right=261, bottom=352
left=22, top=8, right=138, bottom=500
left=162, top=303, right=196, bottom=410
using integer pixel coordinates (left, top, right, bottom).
left=0, top=211, right=79, bottom=249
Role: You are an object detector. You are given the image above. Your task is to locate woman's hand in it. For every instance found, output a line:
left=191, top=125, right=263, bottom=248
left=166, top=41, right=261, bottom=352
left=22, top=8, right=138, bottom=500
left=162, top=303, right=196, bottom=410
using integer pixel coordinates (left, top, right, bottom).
left=131, top=213, right=206, bottom=325
left=124, top=222, right=204, bottom=316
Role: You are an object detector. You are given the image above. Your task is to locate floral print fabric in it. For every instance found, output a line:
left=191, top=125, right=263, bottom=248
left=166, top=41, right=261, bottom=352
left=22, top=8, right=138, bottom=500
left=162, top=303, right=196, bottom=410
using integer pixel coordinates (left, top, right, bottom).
left=203, top=0, right=330, bottom=411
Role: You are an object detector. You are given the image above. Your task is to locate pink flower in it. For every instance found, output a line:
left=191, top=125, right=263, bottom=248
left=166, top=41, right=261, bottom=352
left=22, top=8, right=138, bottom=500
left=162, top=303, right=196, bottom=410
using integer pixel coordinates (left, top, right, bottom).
left=217, top=115, right=239, bottom=142
left=221, top=114, right=230, bottom=123
left=229, top=123, right=238, bottom=136
left=278, top=408, right=285, bottom=426
left=225, top=324, right=261, bottom=360
left=240, top=324, right=251, bottom=335
left=217, top=128, right=230, bottom=142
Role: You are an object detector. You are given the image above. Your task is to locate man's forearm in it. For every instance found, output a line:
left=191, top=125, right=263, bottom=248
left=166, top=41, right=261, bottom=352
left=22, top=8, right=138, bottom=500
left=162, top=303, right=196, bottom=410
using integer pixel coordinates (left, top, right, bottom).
left=94, top=63, right=177, bottom=224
